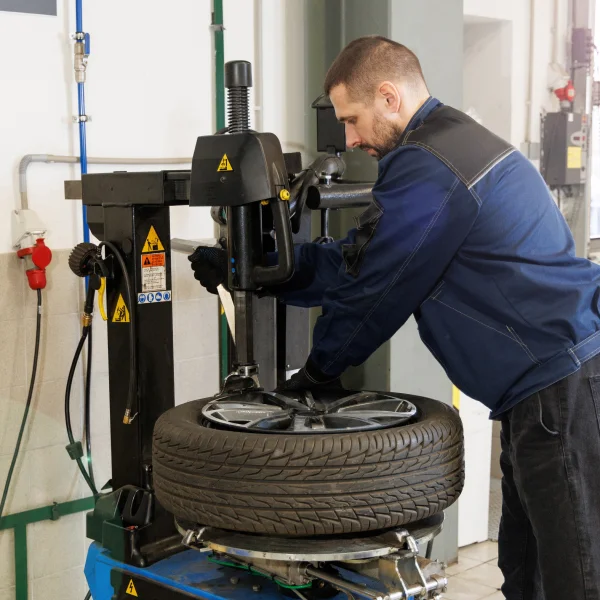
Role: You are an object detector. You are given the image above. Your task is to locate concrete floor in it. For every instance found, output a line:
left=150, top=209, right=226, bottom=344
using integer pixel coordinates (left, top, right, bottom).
left=445, top=541, right=503, bottom=600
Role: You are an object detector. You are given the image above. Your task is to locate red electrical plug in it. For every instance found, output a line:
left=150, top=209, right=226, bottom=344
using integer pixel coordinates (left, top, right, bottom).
left=17, top=238, right=53, bottom=290
left=554, top=80, right=576, bottom=104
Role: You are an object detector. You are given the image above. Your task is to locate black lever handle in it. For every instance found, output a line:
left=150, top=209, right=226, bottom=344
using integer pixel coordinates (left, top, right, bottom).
left=253, top=199, right=294, bottom=286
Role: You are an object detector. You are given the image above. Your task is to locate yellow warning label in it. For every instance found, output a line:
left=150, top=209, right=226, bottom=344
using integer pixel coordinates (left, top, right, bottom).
left=112, top=294, right=130, bottom=323
left=125, top=579, right=138, bottom=597
left=217, top=153, right=233, bottom=172
left=452, top=386, right=460, bottom=411
left=567, top=146, right=582, bottom=170
left=142, top=225, right=165, bottom=253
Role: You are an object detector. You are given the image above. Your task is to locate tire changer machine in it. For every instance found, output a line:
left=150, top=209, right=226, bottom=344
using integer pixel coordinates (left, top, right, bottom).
left=71, top=61, right=452, bottom=600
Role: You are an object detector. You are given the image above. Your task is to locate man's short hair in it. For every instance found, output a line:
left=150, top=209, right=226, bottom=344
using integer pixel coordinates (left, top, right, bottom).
left=324, top=36, right=426, bottom=101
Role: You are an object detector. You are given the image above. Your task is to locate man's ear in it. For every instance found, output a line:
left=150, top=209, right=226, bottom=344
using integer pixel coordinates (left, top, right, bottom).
left=378, top=81, right=401, bottom=113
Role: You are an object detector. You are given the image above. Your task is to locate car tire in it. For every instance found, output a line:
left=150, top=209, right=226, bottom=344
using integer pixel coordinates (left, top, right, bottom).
left=152, top=393, right=464, bottom=537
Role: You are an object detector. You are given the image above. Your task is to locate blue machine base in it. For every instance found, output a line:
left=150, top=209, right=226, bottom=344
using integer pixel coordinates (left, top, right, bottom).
left=85, top=542, right=384, bottom=599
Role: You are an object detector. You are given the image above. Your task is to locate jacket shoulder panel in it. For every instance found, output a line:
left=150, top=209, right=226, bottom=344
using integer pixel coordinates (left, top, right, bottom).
left=403, top=106, right=514, bottom=189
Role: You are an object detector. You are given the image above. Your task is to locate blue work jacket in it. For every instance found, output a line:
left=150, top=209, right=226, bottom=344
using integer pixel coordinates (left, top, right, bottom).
left=279, top=98, right=600, bottom=417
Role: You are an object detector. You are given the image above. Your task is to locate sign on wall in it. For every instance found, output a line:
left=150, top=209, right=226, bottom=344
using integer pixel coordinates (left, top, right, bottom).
left=0, top=0, right=56, bottom=15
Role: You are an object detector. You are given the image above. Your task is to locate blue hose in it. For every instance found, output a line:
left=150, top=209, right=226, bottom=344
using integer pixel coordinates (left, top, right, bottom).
left=75, top=0, right=89, bottom=243
left=77, top=82, right=89, bottom=243
left=75, top=0, right=82, bottom=32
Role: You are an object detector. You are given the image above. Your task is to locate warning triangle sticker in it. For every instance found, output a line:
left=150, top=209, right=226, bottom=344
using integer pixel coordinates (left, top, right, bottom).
left=217, top=153, right=233, bottom=172
left=125, top=579, right=138, bottom=597
left=112, top=294, right=130, bottom=323
left=143, top=256, right=151, bottom=266
left=142, top=225, right=165, bottom=253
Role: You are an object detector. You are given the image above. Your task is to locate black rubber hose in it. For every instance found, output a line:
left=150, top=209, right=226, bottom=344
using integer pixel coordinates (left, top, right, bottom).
left=65, top=326, right=98, bottom=496
left=0, top=290, right=42, bottom=523
left=99, top=241, right=137, bottom=423
left=84, top=324, right=95, bottom=490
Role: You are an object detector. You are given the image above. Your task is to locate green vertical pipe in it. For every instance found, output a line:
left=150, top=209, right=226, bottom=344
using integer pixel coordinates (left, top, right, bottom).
left=212, top=0, right=230, bottom=383
left=213, top=0, right=225, bottom=131
left=14, top=524, right=27, bottom=600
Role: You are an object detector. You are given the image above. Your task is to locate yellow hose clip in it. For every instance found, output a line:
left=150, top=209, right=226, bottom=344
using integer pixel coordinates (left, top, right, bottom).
left=98, top=277, right=108, bottom=321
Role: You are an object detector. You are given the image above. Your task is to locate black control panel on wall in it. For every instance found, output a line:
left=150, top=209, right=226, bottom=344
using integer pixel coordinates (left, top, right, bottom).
left=0, top=0, right=56, bottom=15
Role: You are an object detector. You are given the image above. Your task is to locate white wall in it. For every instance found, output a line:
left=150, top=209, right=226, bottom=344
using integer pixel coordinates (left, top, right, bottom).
left=457, top=392, right=493, bottom=547
left=464, top=19, right=513, bottom=141
left=0, top=0, right=322, bottom=256
left=464, top=0, right=570, bottom=149
left=0, top=0, right=216, bottom=255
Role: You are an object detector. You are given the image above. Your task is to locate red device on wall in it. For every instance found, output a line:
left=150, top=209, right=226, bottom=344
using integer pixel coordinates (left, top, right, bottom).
left=17, top=238, right=52, bottom=290
left=554, top=80, right=576, bottom=104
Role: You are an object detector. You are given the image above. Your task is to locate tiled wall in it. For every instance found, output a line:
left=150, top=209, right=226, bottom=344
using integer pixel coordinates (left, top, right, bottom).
left=0, top=248, right=219, bottom=599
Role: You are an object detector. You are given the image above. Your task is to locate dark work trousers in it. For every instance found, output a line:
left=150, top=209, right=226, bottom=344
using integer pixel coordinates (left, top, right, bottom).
left=499, top=353, right=600, bottom=599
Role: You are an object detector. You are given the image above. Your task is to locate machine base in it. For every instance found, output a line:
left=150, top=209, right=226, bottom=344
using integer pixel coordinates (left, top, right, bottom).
left=87, top=543, right=371, bottom=600
left=86, top=514, right=448, bottom=599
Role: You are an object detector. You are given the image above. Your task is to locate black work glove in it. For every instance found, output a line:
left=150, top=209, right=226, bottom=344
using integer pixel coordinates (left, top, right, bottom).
left=188, top=246, right=228, bottom=294
left=277, top=358, right=343, bottom=392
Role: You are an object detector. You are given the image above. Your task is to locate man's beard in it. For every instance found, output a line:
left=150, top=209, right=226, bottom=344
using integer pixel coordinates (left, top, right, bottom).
left=359, top=114, right=404, bottom=160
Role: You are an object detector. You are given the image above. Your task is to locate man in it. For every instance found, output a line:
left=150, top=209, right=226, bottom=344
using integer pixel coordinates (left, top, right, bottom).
left=190, top=36, right=600, bottom=599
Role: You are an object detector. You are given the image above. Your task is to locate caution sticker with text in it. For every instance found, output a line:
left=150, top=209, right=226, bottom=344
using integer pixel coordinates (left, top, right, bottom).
left=142, top=225, right=165, bottom=253
left=567, top=146, right=583, bottom=170
left=112, top=294, right=130, bottom=323
left=141, top=252, right=166, bottom=292
left=217, top=153, right=233, bottom=172
left=125, top=579, right=138, bottom=597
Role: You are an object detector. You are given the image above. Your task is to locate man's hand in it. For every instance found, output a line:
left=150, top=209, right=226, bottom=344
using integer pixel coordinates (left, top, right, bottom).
left=278, top=358, right=343, bottom=392
left=188, top=246, right=228, bottom=294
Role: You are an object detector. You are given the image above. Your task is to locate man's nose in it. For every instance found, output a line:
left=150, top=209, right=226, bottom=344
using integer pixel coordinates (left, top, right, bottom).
left=345, top=125, right=361, bottom=149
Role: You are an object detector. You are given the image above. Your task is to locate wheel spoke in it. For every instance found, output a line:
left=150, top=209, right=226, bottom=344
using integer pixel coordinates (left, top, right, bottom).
left=203, top=401, right=285, bottom=427
left=303, top=390, right=317, bottom=410
left=323, top=391, right=384, bottom=413
left=291, top=414, right=316, bottom=432
left=336, top=398, right=416, bottom=418
left=262, top=392, right=312, bottom=412
left=322, top=414, right=383, bottom=429
left=246, top=409, right=294, bottom=430
left=334, top=409, right=416, bottom=421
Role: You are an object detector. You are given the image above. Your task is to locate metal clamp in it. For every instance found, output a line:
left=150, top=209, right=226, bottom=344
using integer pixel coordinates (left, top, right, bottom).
left=377, top=533, right=447, bottom=599
left=182, top=526, right=207, bottom=547
left=72, top=115, right=92, bottom=123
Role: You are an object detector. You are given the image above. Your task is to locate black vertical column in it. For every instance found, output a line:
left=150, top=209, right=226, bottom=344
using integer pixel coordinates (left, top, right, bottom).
left=103, top=205, right=175, bottom=491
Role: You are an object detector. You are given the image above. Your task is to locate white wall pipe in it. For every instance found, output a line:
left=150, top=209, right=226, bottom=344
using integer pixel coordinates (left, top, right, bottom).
left=18, top=154, right=191, bottom=210
left=525, top=0, right=536, bottom=144
left=552, top=0, right=561, bottom=65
